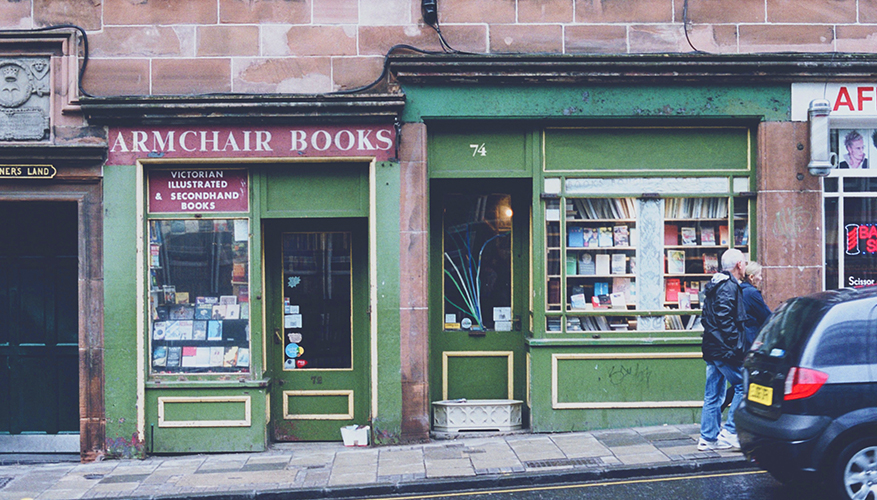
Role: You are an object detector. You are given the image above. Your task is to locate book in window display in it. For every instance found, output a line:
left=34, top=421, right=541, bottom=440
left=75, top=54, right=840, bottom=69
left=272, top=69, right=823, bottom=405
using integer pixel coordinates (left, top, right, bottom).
left=613, top=225, right=629, bottom=246
left=667, top=250, right=686, bottom=274
left=583, top=228, right=598, bottom=247
left=595, top=254, right=611, bottom=275
left=568, top=226, right=584, bottom=247
left=681, top=227, right=697, bottom=246
left=703, top=253, right=719, bottom=274
left=577, top=253, right=595, bottom=275
left=700, top=226, right=716, bottom=245
left=664, top=225, right=679, bottom=245
left=611, top=253, right=626, bottom=274
left=597, top=227, right=613, bottom=247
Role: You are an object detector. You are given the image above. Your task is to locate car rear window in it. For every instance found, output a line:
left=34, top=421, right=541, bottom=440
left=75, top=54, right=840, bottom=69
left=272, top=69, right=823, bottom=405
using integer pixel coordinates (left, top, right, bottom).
left=752, top=297, right=828, bottom=359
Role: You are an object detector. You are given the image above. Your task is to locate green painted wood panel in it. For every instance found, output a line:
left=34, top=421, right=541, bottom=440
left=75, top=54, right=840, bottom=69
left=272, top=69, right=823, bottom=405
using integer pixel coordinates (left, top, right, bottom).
left=428, top=126, right=531, bottom=178
left=446, top=355, right=511, bottom=400
left=145, top=388, right=267, bottom=454
left=161, top=400, right=249, bottom=422
left=528, top=346, right=706, bottom=431
left=554, top=355, right=704, bottom=403
left=262, top=163, right=368, bottom=218
left=373, top=161, right=402, bottom=444
left=103, top=165, right=142, bottom=450
left=401, top=85, right=789, bottom=122
left=544, top=127, right=751, bottom=172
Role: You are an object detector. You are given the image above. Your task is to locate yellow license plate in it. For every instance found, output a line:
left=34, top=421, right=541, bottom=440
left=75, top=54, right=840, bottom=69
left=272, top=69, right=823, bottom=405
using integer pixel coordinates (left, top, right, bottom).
left=748, top=383, right=774, bottom=406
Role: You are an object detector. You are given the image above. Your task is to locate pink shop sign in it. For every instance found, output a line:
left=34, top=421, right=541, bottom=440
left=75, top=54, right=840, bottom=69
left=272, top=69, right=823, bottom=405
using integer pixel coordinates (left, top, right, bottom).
left=148, top=169, right=248, bottom=213
left=108, top=125, right=396, bottom=165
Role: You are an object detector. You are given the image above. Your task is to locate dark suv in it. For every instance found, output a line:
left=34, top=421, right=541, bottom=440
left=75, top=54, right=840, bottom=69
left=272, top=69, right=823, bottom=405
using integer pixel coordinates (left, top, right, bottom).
left=737, top=287, right=877, bottom=499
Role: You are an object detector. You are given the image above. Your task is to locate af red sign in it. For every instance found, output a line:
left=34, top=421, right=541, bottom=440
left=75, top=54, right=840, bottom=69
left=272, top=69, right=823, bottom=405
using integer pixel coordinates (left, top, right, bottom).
left=149, top=169, right=248, bottom=213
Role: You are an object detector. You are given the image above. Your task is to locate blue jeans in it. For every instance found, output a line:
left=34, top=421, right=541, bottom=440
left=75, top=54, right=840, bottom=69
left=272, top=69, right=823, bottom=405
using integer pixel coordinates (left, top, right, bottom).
left=700, top=359, right=744, bottom=441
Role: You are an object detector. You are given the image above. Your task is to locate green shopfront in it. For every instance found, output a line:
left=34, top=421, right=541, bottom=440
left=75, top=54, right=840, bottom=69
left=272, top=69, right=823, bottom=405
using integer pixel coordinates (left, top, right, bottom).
left=391, top=54, right=827, bottom=434
left=100, top=122, right=403, bottom=453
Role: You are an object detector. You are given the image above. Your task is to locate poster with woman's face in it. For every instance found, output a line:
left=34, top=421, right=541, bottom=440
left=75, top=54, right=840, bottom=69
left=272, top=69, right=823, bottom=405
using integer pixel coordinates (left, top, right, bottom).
left=835, top=129, right=871, bottom=169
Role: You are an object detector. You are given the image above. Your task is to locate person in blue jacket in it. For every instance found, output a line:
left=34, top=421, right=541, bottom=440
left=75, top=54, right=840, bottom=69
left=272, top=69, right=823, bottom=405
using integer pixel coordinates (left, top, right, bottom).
left=740, top=262, right=771, bottom=350
left=721, top=261, right=772, bottom=413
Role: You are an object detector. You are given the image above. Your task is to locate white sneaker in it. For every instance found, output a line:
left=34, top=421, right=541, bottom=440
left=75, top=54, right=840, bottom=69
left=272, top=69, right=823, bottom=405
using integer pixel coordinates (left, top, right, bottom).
left=697, top=437, right=732, bottom=451
left=717, top=428, right=740, bottom=450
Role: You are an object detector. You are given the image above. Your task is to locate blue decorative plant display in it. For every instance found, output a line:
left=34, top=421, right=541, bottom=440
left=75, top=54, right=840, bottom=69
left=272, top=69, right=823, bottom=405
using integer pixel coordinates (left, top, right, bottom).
left=443, top=193, right=513, bottom=331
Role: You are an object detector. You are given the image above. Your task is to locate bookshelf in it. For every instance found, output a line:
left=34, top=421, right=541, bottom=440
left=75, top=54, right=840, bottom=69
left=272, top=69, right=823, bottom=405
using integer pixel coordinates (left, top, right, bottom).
left=543, top=194, right=751, bottom=334
left=662, top=196, right=750, bottom=310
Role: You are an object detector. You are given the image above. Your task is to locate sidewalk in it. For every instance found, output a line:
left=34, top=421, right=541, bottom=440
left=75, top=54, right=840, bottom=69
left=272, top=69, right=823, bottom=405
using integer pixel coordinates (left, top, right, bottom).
left=0, top=424, right=753, bottom=500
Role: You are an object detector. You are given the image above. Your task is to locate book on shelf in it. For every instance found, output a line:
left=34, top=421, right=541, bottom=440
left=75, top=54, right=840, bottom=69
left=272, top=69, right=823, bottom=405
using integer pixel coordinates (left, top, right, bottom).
left=578, top=253, right=595, bottom=275
left=666, top=250, right=685, bottom=274
left=583, top=228, right=598, bottom=247
left=628, top=255, right=636, bottom=273
left=735, top=226, right=749, bottom=246
left=664, top=224, right=679, bottom=245
left=166, top=346, right=182, bottom=367
left=703, top=253, right=719, bottom=274
left=152, top=346, right=168, bottom=368
left=150, top=244, right=161, bottom=267
left=613, top=225, right=630, bottom=246
left=153, top=321, right=167, bottom=340
left=178, top=320, right=194, bottom=340
left=207, top=320, right=223, bottom=340
left=548, top=280, right=561, bottom=305
left=570, top=292, right=588, bottom=310
left=719, top=225, right=729, bottom=245
left=192, top=320, right=207, bottom=340
left=597, top=227, right=613, bottom=247
left=665, top=278, right=681, bottom=302
left=612, top=277, right=632, bottom=304
left=592, top=294, right=612, bottom=309
left=595, top=316, right=611, bottom=331
left=609, top=292, right=627, bottom=309
left=678, top=292, right=692, bottom=310
left=611, top=253, right=626, bottom=274
left=700, top=226, right=716, bottom=245
left=595, top=254, right=611, bottom=275
left=568, top=226, right=584, bottom=247
left=681, top=227, right=697, bottom=246
left=566, top=254, right=577, bottom=275
left=223, top=346, right=239, bottom=367
left=594, top=281, right=609, bottom=296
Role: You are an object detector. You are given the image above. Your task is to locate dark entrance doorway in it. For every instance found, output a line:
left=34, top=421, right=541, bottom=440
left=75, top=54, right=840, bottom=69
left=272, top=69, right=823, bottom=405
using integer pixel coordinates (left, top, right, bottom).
left=0, top=201, right=79, bottom=452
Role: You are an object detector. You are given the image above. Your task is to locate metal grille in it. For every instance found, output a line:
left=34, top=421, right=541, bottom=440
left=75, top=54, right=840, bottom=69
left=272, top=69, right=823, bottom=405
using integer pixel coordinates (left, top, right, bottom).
left=525, top=457, right=602, bottom=468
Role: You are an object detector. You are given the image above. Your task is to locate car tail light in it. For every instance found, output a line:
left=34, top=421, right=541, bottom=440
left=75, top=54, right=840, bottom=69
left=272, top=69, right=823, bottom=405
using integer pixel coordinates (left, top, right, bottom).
left=784, top=367, right=829, bottom=401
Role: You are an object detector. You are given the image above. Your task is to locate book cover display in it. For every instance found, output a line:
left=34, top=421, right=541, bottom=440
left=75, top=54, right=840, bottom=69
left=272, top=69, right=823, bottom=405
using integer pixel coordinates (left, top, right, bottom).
left=149, top=219, right=251, bottom=374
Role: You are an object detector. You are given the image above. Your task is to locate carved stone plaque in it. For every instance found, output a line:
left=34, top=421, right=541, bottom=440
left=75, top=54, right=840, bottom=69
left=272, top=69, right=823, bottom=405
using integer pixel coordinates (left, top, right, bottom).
left=0, top=57, right=50, bottom=141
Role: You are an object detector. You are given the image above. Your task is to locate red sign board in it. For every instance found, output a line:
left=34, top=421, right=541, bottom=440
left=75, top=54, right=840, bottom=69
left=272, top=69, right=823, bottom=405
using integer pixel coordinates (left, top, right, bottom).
left=107, top=125, right=396, bottom=165
left=148, top=169, right=248, bottom=213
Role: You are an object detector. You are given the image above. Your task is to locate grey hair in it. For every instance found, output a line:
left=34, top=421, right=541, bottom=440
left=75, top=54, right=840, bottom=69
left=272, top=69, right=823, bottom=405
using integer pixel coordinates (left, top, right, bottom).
left=721, top=248, right=745, bottom=271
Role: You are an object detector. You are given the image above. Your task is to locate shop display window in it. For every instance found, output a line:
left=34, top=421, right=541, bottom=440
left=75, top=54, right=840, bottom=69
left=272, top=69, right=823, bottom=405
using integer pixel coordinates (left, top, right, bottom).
left=442, top=193, right=513, bottom=332
left=824, top=174, right=877, bottom=290
left=148, top=219, right=250, bottom=373
left=544, top=193, right=750, bottom=334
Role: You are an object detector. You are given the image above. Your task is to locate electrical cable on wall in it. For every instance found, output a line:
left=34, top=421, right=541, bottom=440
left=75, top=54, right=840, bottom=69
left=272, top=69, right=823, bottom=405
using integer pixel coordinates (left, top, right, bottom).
left=682, top=0, right=703, bottom=54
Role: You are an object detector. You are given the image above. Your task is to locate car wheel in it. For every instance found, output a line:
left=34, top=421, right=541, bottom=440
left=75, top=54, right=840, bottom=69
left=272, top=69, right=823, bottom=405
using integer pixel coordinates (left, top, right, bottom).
left=834, top=437, right=877, bottom=500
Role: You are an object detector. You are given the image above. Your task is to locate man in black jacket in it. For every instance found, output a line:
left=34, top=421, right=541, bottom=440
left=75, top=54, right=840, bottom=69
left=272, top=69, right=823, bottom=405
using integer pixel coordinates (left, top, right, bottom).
left=697, top=248, right=747, bottom=451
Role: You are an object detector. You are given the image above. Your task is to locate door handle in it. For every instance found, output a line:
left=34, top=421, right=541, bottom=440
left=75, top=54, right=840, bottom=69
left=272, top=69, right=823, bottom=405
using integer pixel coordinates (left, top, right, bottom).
left=274, top=328, right=282, bottom=344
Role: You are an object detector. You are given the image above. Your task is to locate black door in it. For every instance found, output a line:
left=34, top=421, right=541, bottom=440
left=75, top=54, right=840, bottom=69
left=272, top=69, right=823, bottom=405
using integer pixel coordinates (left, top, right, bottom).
left=0, top=202, right=79, bottom=441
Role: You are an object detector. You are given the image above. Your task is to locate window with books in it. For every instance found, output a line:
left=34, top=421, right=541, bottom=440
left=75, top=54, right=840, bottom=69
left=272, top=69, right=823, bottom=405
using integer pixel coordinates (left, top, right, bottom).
left=443, top=192, right=513, bottom=332
left=148, top=219, right=251, bottom=373
left=544, top=192, right=750, bottom=334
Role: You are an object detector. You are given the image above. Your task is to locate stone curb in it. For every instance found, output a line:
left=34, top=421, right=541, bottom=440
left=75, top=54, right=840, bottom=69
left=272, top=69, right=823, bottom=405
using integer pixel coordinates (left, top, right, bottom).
left=130, top=455, right=753, bottom=500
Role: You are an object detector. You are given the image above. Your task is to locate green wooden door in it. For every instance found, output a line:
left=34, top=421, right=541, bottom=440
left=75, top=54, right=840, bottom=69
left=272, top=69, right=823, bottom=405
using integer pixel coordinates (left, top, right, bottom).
left=265, top=218, right=369, bottom=441
left=429, top=180, right=531, bottom=418
left=0, top=202, right=79, bottom=437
